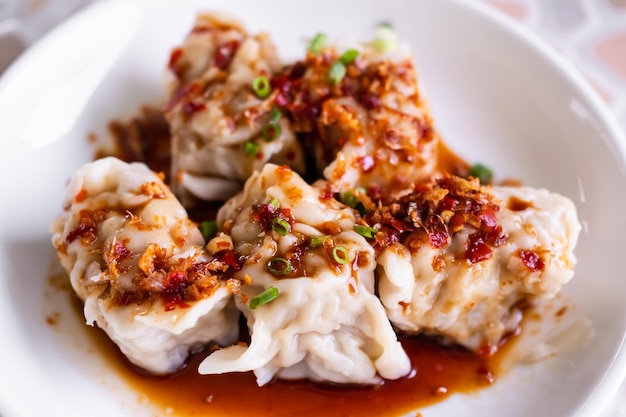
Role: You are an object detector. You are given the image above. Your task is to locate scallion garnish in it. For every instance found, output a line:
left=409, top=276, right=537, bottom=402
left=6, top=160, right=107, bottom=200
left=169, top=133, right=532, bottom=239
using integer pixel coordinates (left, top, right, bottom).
left=340, top=49, right=359, bottom=65
left=328, top=61, right=346, bottom=85
left=468, top=163, right=493, bottom=185
left=250, top=286, right=280, bottom=309
left=332, top=245, right=350, bottom=265
left=372, top=26, right=398, bottom=53
left=252, top=76, right=271, bottom=98
left=342, top=190, right=361, bottom=209
left=244, top=140, right=259, bottom=156
left=272, top=218, right=290, bottom=236
left=267, top=257, right=294, bottom=275
left=310, top=235, right=329, bottom=248
left=263, top=121, right=282, bottom=142
left=269, top=198, right=280, bottom=208
left=269, top=107, right=282, bottom=124
left=354, top=224, right=377, bottom=238
left=309, top=32, right=327, bottom=54
left=199, top=221, right=217, bottom=242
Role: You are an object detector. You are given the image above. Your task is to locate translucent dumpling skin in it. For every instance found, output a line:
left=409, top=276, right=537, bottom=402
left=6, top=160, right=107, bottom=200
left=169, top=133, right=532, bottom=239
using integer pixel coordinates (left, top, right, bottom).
left=50, top=157, right=240, bottom=374
left=165, top=13, right=305, bottom=203
left=198, top=164, right=411, bottom=385
left=373, top=176, right=581, bottom=352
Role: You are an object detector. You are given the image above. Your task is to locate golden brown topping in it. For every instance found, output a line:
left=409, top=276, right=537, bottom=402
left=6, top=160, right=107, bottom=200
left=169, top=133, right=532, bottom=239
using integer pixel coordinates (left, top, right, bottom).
left=138, top=243, right=168, bottom=276
left=364, top=175, right=507, bottom=263
left=65, top=209, right=107, bottom=246
left=141, top=181, right=166, bottom=199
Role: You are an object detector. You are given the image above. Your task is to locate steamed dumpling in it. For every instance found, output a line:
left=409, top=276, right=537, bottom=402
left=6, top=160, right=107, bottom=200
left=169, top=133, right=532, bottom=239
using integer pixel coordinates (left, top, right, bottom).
left=198, top=164, right=411, bottom=386
left=272, top=28, right=441, bottom=199
left=371, top=176, right=581, bottom=353
left=50, top=157, right=240, bottom=374
left=165, top=13, right=305, bottom=203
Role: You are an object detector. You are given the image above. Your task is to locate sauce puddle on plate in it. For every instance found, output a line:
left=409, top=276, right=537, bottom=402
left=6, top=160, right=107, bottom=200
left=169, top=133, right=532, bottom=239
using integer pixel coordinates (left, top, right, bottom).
left=81, top=316, right=510, bottom=417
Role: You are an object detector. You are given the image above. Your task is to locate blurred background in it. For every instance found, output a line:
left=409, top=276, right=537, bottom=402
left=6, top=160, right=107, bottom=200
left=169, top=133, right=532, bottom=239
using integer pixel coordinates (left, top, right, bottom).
left=0, top=0, right=624, bottom=415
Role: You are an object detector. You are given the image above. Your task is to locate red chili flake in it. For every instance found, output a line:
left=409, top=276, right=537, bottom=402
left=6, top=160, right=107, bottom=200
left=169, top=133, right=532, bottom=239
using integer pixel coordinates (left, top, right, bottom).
left=358, top=92, right=380, bottom=110
left=478, top=209, right=498, bottom=231
left=168, top=47, right=184, bottom=72
left=66, top=211, right=98, bottom=245
left=163, top=271, right=190, bottom=311
left=183, top=101, right=206, bottom=116
left=289, top=62, right=307, bottom=80
left=466, top=233, right=493, bottom=263
left=215, top=249, right=242, bottom=271
left=214, top=40, right=240, bottom=70
left=428, top=230, right=449, bottom=249
left=389, top=218, right=410, bottom=233
left=319, top=186, right=334, bottom=201
left=518, top=250, right=545, bottom=272
left=74, top=188, right=87, bottom=203
left=438, top=196, right=458, bottom=211
left=112, top=241, right=132, bottom=260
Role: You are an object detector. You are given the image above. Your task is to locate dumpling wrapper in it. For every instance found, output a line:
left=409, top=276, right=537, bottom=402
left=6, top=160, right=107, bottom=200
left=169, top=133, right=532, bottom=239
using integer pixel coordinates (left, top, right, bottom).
left=198, top=164, right=410, bottom=386
left=50, top=157, right=240, bottom=374
left=375, top=180, right=581, bottom=352
left=271, top=28, right=441, bottom=199
left=165, top=12, right=305, bottom=204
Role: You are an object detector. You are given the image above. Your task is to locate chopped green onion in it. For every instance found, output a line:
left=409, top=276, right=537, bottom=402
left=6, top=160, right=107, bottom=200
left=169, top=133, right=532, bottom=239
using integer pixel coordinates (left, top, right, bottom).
left=252, top=76, right=271, bottom=98
left=250, top=286, right=280, bottom=309
left=269, top=107, right=282, bottom=124
left=269, top=198, right=280, bottom=208
left=354, top=224, right=377, bottom=238
left=372, top=26, right=398, bottom=53
left=309, top=32, right=327, bottom=54
left=468, top=163, right=493, bottom=185
left=272, top=218, right=290, bottom=236
left=244, top=140, right=259, bottom=156
left=263, top=121, right=282, bottom=142
left=341, top=189, right=368, bottom=216
left=310, top=235, right=329, bottom=248
left=332, top=245, right=350, bottom=265
left=378, top=21, right=394, bottom=29
left=340, top=49, right=359, bottom=65
left=267, top=257, right=294, bottom=275
left=328, top=61, right=346, bottom=85
left=341, top=190, right=361, bottom=209
left=199, top=221, right=217, bottom=241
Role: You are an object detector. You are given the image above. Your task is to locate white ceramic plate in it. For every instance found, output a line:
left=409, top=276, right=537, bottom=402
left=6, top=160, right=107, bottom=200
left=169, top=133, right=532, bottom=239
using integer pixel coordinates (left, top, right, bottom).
left=1, top=1, right=625, bottom=416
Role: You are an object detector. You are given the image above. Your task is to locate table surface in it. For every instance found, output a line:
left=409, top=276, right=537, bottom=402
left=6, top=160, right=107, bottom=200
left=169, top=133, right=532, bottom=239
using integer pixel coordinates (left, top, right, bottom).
left=0, top=0, right=625, bottom=416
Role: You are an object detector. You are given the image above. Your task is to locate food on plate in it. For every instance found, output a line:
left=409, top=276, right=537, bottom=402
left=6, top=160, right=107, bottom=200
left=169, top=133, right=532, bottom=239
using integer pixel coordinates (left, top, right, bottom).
left=50, top=10, right=583, bottom=413
left=199, top=164, right=411, bottom=385
left=50, top=157, right=240, bottom=374
left=370, top=176, right=581, bottom=352
left=165, top=13, right=305, bottom=204
left=271, top=27, right=441, bottom=199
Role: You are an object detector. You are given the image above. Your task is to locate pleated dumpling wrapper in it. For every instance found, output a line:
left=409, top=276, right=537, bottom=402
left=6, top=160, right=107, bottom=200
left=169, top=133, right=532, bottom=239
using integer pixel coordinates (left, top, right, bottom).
left=198, top=163, right=411, bottom=386
left=166, top=13, right=305, bottom=204
left=371, top=176, right=581, bottom=354
left=50, top=157, right=240, bottom=374
left=271, top=26, right=441, bottom=200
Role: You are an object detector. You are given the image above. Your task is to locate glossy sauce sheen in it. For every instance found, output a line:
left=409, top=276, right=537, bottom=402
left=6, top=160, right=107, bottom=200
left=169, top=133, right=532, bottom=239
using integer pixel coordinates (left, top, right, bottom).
left=84, top=322, right=507, bottom=417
